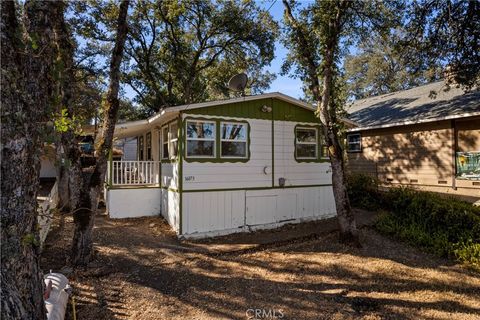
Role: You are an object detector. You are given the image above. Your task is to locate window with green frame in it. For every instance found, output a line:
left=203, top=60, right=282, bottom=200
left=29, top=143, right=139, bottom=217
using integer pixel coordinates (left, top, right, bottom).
left=220, top=121, right=247, bottom=158
left=294, top=125, right=329, bottom=162
left=184, top=118, right=250, bottom=162
left=186, top=120, right=216, bottom=158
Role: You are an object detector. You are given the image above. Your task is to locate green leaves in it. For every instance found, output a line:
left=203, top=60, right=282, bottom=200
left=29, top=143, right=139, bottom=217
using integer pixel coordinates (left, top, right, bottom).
left=52, top=108, right=81, bottom=134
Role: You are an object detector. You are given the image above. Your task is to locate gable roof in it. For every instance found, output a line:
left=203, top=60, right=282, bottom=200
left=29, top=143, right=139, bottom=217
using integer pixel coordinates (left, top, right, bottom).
left=114, top=92, right=315, bottom=138
left=347, top=81, right=480, bottom=131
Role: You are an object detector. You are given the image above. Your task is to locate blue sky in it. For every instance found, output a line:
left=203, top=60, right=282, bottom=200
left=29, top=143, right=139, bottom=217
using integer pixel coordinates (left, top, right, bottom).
left=257, top=0, right=306, bottom=99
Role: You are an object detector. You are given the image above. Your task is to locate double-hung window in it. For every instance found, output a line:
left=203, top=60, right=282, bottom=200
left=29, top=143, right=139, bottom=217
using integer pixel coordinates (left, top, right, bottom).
left=221, top=122, right=247, bottom=158
left=346, top=133, right=361, bottom=152
left=169, top=122, right=178, bottom=158
left=186, top=120, right=215, bottom=158
left=161, top=126, right=169, bottom=159
left=161, top=122, right=178, bottom=160
left=295, top=127, right=318, bottom=159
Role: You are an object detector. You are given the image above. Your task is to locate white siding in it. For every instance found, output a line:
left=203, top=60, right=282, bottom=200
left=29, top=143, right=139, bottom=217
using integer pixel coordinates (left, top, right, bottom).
left=107, top=188, right=161, bottom=218
left=161, top=162, right=179, bottom=190
left=183, top=190, right=245, bottom=234
left=182, top=115, right=272, bottom=190
left=182, top=186, right=336, bottom=238
left=161, top=189, right=180, bottom=232
left=274, top=120, right=332, bottom=186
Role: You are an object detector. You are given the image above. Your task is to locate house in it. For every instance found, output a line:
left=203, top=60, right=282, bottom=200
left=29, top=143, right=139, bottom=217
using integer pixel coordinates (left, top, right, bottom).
left=346, top=80, right=480, bottom=198
left=106, top=93, right=338, bottom=238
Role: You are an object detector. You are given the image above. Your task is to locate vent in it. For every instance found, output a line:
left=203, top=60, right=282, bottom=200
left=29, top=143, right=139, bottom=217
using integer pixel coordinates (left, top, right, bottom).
left=410, top=179, right=418, bottom=183
left=386, top=178, right=394, bottom=182
left=472, top=182, right=480, bottom=186
left=438, top=180, right=448, bottom=184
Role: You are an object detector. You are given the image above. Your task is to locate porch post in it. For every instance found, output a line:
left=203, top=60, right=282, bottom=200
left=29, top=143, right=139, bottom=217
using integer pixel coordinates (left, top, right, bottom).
left=108, top=148, right=113, bottom=187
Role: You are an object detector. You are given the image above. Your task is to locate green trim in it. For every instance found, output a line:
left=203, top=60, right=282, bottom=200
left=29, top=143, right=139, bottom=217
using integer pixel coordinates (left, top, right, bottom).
left=182, top=184, right=333, bottom=193
left=161, top=186, right=180, bottom=193
left=184, top=97, right=321, bottom=123
left=294, top=124, right=330, bottom=163
left=107, top=185, right=161, bottom=190
left=178, top=114, right=183, bottom=235
left=182, top=116, right=251, bottom=163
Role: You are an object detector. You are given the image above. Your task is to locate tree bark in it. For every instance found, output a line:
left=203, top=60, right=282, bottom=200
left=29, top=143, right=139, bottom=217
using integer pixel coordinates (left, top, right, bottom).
left=70, top=0, right=130, bottom=267
left=1, top=1, right=57, bottom=318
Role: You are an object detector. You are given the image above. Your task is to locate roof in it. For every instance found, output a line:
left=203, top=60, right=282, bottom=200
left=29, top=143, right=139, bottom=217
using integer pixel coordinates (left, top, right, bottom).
left=113, top=92, right=355, bottom=138
left=347, top=81, right=480, bottom=131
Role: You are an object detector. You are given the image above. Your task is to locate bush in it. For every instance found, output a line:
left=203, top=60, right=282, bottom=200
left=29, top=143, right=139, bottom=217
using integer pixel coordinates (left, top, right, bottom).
left=375, top=187, right=480, bottom=269
left=347, top=173, right=383, bottom=210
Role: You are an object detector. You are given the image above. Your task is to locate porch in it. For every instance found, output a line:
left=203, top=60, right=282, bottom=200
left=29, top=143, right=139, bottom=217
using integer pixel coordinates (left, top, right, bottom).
left=107, top=160, right=161, bottom=187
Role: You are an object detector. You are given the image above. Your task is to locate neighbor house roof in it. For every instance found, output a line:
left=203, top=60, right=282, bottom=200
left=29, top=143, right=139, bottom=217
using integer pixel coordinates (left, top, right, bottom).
left=347, top=80, right=480, bottom=131
left=113, top=92, right=356, bottom=138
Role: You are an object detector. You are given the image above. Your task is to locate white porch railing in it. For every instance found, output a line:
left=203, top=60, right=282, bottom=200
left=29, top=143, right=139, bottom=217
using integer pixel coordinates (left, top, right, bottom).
left=108, top=161, right=160, bottom=186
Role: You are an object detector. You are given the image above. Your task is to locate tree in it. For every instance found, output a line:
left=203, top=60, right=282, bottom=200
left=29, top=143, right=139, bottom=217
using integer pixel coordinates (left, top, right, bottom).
left=404, top=0, right=479, bottom=89
left=1, top=1, right=58, bottom=318
left=72, top=0, right=278, bottom=115
left=282, top=0, right=402, bottom=245
left=344, top=31, right=442, bottom=100
left=70, top=0, right=130, bottom=266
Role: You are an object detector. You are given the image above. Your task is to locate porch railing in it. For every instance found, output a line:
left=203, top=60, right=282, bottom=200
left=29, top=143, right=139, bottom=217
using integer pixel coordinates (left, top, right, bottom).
left=108, top=161, right=160, bottom=186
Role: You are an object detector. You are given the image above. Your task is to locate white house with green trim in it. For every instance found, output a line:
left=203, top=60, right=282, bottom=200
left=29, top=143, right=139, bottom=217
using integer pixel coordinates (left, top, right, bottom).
left=107, top=92, right=337, bottom=238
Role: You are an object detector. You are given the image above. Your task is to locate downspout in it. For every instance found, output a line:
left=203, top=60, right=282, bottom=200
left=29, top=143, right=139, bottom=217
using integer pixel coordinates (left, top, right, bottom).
left=452, top=119, right=457, bottom=190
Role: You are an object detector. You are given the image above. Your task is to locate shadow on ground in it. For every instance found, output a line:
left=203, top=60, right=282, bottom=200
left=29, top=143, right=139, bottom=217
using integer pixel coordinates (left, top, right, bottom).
left=41, top=211, right=480, bottom=320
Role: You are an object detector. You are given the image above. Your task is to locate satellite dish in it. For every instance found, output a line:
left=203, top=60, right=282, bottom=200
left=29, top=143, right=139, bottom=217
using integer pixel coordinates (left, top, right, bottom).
left=228, top=73, right=248, bottom=95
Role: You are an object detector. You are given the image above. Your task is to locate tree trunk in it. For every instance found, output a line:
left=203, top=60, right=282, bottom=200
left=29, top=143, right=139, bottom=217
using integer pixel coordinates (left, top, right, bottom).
left=51, top=0, right=83, bottom=213
left=282, top=0, right=359, bottom=246
left=70, top=0, right=130, bottom=267
left=1, top=1, right=56, bottom=319
left=318, top=3, right=360, bottom=246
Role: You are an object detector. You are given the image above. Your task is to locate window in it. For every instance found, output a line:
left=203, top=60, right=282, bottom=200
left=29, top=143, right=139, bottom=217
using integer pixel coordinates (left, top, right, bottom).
left=346, top=133, right=361, bottom=152
left=161, top=122, right=178, bottom=160
left=295, top=127, right=317, bottom=159
left=161, top=126, right=169, bottom=159
left=221, top=122, right=247, bottom=158
left=456, top=151, right=480, bottom=180
left=146, top=132, right=152, bottom=160
left=186, top=120, right=215, bottom=158
left=169, top=122, right=178, bottom=158
left=138, top=135, right=144, bottom=160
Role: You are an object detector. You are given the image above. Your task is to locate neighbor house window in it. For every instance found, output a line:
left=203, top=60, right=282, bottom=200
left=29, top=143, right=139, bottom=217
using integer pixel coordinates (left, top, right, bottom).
left=221, top=122, right=247, bottom=158
left=146, top=132, right=152, bottom=160
left=295, top=127, right=317, bottom=159
left=161, top=126, right=169, bottom=159
left=138, top=135, right=144, bottom=160
left=186, top=120, right=215, bottom=158
left=346, top=133, right=362, bottom=152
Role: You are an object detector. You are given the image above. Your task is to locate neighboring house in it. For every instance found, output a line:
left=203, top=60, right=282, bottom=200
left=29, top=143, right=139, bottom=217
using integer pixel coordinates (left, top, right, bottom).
left=106, top=92, right=339, bottom=238
left=346, top=80, right=480, bottom=198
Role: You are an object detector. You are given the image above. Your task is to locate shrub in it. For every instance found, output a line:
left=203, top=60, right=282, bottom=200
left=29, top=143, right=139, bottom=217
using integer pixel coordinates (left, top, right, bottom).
left=375, top=187, right=480, bottom=269
left=347, top=173, right=383, bottom=210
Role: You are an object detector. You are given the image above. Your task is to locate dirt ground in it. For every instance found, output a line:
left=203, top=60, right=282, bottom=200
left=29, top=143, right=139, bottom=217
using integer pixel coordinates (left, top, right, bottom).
left=41, top=211, right=480, bottom=320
